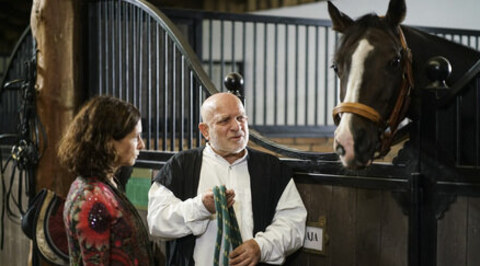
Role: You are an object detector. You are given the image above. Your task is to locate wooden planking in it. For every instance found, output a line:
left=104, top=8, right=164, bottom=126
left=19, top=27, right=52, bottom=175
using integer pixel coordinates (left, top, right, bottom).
left=292, top=181, right=407, bottom=266
left=437, top=196, right=468, bottom=266
left=308, top=182, right=332, bottom=265
left=328, top=186, right=357, bottom=266
left=379, top=190, right=408, bottom=266
left=356, top=189, right=383, bottom=265
left=437, top=196, right=480, bottom=266
left=0, top=161, right=30, bottom=266
left=467, top=197, right=480, bottom=265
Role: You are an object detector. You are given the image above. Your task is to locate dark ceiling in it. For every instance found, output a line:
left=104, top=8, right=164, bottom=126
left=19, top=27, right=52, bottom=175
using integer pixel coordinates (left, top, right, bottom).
left=0, top=0, right=204, bottom=54
left=0, top=0, right=31, bottom=54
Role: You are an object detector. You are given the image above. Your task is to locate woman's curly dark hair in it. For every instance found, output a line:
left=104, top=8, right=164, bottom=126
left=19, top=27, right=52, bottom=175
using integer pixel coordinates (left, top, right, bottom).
left=57, top=96, right=141, bottom=179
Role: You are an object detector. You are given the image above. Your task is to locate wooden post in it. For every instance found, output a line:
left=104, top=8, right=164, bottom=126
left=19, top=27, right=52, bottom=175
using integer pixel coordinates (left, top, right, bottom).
left=30, top=0, right=85, bottom=197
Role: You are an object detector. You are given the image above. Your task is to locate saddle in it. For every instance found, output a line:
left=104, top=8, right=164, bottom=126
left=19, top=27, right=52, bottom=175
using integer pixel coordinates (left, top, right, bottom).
left=21, top=188, right=69, bottom=265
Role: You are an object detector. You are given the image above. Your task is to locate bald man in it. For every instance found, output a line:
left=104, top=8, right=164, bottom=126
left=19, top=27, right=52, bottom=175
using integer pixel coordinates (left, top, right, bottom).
left=147, top=92, right=307, bottom=266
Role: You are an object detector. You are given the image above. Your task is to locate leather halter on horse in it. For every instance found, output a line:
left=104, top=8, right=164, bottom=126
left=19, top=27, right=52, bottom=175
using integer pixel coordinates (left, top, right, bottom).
left=332, top=26, right=414, bottom=158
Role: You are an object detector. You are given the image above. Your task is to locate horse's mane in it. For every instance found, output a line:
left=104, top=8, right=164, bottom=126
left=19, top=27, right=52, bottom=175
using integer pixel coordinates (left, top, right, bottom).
left=356, top=14, right=383, bottom=28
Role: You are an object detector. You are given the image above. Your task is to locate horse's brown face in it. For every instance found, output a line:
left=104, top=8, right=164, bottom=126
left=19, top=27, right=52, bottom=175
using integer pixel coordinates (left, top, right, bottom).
left=328, top=0, right=409, bottom=169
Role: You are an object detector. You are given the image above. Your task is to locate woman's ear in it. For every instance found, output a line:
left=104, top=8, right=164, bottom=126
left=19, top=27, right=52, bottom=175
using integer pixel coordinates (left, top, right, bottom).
left=198, top=122, right=209, bottom=141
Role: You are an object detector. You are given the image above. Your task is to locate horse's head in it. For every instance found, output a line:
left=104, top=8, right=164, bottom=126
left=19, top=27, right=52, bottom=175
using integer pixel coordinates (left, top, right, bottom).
left=329, top=0, right=413, bottom=169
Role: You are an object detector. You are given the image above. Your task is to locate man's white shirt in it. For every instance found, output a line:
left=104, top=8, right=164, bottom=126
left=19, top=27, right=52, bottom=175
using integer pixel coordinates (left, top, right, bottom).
left=147, top=145, right=307, bottom=265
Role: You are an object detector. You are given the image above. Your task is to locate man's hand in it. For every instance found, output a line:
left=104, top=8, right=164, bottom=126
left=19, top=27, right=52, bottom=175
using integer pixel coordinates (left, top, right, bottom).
left=229, top=239, right=260, bottom=266
left=202, top=188, right=235, bottom=214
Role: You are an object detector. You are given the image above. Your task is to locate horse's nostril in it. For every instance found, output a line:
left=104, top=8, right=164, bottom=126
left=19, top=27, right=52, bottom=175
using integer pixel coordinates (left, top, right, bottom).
left=336, top=144, right=345, bottom=156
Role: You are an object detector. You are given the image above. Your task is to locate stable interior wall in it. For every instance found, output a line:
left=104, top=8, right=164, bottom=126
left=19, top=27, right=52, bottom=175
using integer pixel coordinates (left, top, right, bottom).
left=256, top=0, right=480, bottom=31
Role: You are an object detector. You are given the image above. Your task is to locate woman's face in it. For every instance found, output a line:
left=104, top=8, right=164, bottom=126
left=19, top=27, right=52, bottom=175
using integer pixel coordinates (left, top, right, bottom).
left=112, top=120, right=145, bottom=167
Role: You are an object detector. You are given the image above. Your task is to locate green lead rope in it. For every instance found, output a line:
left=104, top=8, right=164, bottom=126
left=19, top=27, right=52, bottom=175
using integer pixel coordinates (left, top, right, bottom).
left=213, top=185, right=243, bottom=266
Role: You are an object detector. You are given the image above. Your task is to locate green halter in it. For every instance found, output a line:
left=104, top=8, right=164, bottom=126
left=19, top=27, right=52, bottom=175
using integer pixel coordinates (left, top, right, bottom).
left=213, top=185, right=243, bottom=266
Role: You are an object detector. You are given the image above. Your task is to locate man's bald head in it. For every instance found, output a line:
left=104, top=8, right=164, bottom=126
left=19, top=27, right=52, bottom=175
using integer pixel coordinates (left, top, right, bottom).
left=200, top=92, right=244, bottom=124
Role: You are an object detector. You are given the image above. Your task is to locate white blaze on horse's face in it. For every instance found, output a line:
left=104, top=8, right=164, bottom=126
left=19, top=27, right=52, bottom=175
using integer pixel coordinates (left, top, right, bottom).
left=334, top=39, right=374, bottom=167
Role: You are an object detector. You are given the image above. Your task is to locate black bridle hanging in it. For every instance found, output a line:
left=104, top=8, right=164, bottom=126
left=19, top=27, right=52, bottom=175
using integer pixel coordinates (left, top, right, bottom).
left=0, top=43, right=45, bottom=250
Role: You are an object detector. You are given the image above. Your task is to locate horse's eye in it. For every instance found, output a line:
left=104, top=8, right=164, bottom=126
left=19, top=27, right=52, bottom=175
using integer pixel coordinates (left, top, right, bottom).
left=330, top=64, right=339, bottom=74
left=390, top=57, right=401, bottom=68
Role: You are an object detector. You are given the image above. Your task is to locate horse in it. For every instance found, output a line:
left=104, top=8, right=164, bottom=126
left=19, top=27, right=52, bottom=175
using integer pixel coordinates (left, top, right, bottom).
left=328, top=0, right=480, bottom=169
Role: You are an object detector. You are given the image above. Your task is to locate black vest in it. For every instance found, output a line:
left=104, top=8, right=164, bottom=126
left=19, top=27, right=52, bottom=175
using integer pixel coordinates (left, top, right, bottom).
left=153, top=147, right=291, bottom=266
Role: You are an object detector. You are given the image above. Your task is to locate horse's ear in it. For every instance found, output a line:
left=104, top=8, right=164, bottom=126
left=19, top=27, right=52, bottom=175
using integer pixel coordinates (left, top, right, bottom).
left=385, top=0, right=406, bottom=26
left=328, top=1, right=353, bottom=33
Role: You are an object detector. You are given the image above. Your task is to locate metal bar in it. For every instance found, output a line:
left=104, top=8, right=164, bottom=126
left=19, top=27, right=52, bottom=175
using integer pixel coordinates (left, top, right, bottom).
left=274, top=23, right=278, bottom=126
left=456, top=96, right=461, bottom=163
left=125, top=3, right=130, bottom=102
left=220, top=19, right=225, bottom=91
left=477, top=78, right=480, bottom=166
left=163, top=32, right=168, bottom=151
left=304, top=25, right=309, bottom=125
left=138, top=9, right=144, bottom=110
left=110, top=0, right=115, bottom=96
left=88, top=2, right=95, bottom=97
left=314, top=25, right=319, bottom=126
left=324, top=27, right=330, bottom=125
left=295, top=24, right=299, bottom=126
left=197, top=85, right=203, bottom=147
left=132, top=6, right=137, bottom=104
left=105, top=1, right=110, bottom=94
left=208, top=19, right=213, bottom=78
left=242, top=21, right=246, bottom=89
left=188, top=70, right=194, bottom=149
left=284, top=24, right=289, bottom=125
left=263, top=22, right=268, bottom=124
left=155, top=24, right=160, bottom=150
left=118, top=0, right=123, bottom=99
left=146, top=16, right=152, bottom=149
left=98, top=2, right=103, bottom=94
left=180, top=56, right=185, bottom=151
left=171, top=44, right=176, bottom=151
left=232, top=20, right=235, bottom=73
left=253, top=23, right=257, bottom=124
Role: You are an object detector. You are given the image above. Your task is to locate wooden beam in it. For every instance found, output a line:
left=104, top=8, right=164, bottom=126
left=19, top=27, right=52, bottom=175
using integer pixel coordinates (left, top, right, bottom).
left=247, top=0, right=256, bottom=12
left=217, top=0, right=227, bottom=11
left=269, top=0, right=280, bottom=9
left=258, top=0, right=268, bottom=10
left=31, top=0, right=85, bottom=197
left=203, top=0, right=215, bottom=11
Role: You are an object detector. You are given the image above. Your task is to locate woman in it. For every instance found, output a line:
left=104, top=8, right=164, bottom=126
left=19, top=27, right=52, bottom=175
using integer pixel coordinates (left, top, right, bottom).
left=58, top=95, right=154, bottom=265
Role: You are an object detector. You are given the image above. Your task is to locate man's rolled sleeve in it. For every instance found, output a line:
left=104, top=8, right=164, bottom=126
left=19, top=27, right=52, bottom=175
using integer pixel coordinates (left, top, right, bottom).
left=254, top=179, right=307, bottom=264
left=147, top=182, right=212, bottom=239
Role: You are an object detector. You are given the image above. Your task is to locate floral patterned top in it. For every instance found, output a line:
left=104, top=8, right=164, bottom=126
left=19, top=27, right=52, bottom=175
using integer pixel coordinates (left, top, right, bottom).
left=63, top=176, right=154, bottom=265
